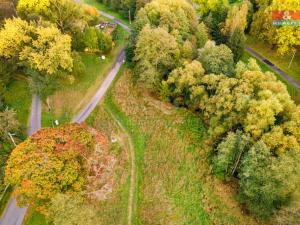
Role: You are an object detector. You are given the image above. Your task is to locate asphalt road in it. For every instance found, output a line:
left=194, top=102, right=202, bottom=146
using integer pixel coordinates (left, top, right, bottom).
left=0, top=95, right=41, bottom=225
left=73, top=50, right=125, bottom=123
left=246, top=47, right=300, bottom=89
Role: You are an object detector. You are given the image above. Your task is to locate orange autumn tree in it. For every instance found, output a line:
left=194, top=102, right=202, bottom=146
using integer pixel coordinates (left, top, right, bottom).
left=4, top=123, right=100, bottom=210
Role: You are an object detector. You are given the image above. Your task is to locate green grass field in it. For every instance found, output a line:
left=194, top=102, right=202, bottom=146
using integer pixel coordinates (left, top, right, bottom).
left=86, top=103, right=131, bottom=225
left=246, top=36, right=300, bottom=84
left=3, top=79, right=31, bottom=132
left=108, top=69, right=259, bottom=225
left=23, top=208, right=47, bottom=225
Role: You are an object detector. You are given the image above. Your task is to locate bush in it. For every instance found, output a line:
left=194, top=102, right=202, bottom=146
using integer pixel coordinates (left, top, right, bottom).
left=83, top=27, right=99, bottom=50
left=97, top=31, right=112, bottom=53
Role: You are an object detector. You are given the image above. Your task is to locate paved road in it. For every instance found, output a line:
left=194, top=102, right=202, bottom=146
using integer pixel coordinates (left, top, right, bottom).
left=246, top=47, right=300, bottom=89
left=99, top=11, right=131, bottom=31
left=0, top=95, right=41, bottom=225
left=74, top=0, right=131, bottom=31
left=73, top=50, right=125, bottom=123
left=28, top=94, right=42, bottom=135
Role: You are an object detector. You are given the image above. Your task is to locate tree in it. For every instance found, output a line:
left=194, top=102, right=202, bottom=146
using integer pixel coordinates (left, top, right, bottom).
left=213, top=131, right=250, bottom=180
left=5, top=124, right=95, bottom=209
left=49, top=194, right=97, bottom=225
left=0, top=18, right=34, bottom=59
left=227, top=28, right=246, bottom=62
left=97, top=31, right=113, bottom=53
left=134, top=0, right=199, bottom=39
left=83, top=27, right=99, bottom=50
left=195, top=22, right=209, bottom=48
left=49, top=0, right=86, bottom=33
left=250, top=0, right=300, bottom=55
left=167, top=60, right=205, bottom=107
left=198, top=40, right=235, bottom=76
left=134, top=25, right=180, bottom=89
left=17, top=0, right=87, bottom=33
left=203, top=2, right=228, bottom=44
left=0, top=57, right=17, bottom=86
left=192, top=0, right=229, bottom=17
left=27, top=69, right=60, bottom=100
left=221, top=1, right=249, bottom=36
left=17, top=0, right=52, bottom=20
left=239, top=141, right=300, bottom=218
left=221, top=1, right=249, bottom=61
left=19, top=25, right=73, bottom=75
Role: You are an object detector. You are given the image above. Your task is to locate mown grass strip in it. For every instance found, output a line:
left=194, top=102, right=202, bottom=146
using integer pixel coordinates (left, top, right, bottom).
left=104, top=65, right=145, bottom=225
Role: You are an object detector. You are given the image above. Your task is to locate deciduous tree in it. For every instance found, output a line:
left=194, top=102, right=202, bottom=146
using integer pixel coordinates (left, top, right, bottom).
left=5, top=124, right=95, bottom=209
left=198, top=40, right=235, bottom=76
left=19, top=25, right=73, bottom=75
left=134, top=25, right=180, bottom=89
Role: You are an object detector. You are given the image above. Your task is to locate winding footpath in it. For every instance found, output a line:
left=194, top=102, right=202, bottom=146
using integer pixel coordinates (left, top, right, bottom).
left=0, top=6, right=132, bottom=225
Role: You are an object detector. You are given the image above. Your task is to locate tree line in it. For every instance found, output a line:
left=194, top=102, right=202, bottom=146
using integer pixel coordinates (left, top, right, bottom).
left=127, top=0, right=300, bottom=221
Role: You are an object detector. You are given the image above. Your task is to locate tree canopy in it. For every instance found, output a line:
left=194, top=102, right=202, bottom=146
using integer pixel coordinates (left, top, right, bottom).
left=5, top=124, right=95, bottom=209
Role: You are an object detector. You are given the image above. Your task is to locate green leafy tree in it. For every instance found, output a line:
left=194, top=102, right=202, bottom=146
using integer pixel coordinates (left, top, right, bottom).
left=167, top=60, right=205, bottom=107
left=27, top=69, right=60, bottom=100
left=134, top=25, right=180, bottom=89
left=213, top=131, right=250, bottom=180
left=195, top=22, right=209, bottom=48
left=198, top=40, right=235, bottom=76
left=0, top=18, right=34, bottom=59
left=83, top=27, right=99, bottom=50
left=192, top=0, right=229, bottom=17
left=239, top=141, right=300, bottom=218
left=135, top=0, right=198, bottom=39
left=228, top=28, right=246, bottom=62
left=97, top=31, right=113, bottom=53
left=203, top=2, right=228, bottom=44
left=19, top=25, right=73, bottom=75
left=17, top=0, right=86, bottom=33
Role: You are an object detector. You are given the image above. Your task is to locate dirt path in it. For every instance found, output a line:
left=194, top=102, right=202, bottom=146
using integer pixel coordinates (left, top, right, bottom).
left=105, top=107, right=136, bottom=225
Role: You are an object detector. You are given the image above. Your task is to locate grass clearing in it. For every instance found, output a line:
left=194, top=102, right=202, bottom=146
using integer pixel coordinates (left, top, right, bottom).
left=86, top=104, right=131, bottom=225
left=109, top=69, right=259, bottom=224
left=246, top=36, right=300, bottom=84
left=241, top=51, right=300, bottom=104
left=3, top=78, right=31, bottom=132
left=103, top=64, right=146, bottom=224
left=23, top=207, right=47, bottom=225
